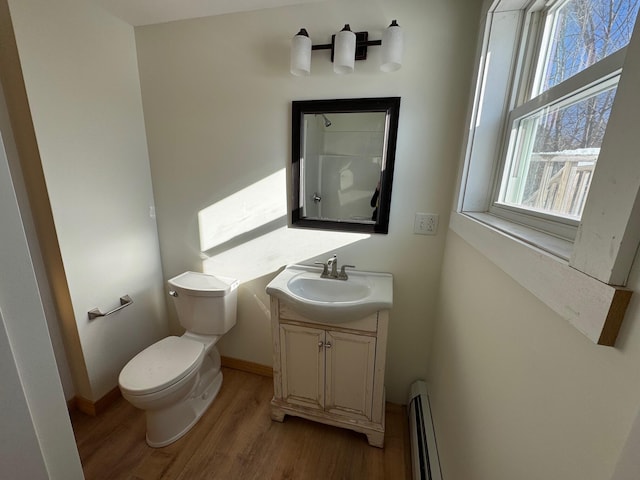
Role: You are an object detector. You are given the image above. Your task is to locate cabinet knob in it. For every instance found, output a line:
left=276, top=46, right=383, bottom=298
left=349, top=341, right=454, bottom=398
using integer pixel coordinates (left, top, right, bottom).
left=318, top=341, right=324, bottom=351
left=325, top=342, right=332, bottom=349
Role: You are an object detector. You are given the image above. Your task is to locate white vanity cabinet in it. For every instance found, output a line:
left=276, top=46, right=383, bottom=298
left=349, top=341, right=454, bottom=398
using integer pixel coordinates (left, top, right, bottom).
left=270, top=299, right=388, bottom=447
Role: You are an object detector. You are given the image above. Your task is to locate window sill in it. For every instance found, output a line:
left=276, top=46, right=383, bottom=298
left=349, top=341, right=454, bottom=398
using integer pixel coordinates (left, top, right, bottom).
left=465, top=212, right=573, bottom=261
left=449, top=211, right=632, bottom=346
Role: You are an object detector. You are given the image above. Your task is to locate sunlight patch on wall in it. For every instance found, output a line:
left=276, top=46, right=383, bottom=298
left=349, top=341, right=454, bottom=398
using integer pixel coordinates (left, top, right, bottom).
left=198, top=169, right=287, bottom=252
left=201, top=226, right=369, bottom=283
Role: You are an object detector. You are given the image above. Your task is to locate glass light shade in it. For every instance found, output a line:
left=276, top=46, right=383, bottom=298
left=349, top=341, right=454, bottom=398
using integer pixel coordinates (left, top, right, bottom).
left=333, top=25, right=356, bottom=74
left=380, top=20, right=403, bottom=72
left=290, top=29, right=312, bottom=76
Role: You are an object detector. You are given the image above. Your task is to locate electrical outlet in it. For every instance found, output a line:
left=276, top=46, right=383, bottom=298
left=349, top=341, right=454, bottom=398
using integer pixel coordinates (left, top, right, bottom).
left=414, top=213, right=439, bottom=235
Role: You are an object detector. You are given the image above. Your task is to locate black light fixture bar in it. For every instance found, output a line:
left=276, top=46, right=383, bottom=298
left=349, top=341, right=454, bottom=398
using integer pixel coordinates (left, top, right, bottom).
left=311, top=32, right=382, bottom=61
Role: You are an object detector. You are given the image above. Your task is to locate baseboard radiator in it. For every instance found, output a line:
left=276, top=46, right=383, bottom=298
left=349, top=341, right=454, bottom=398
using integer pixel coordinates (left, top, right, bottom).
left=408, top=380, right=442, bottom=480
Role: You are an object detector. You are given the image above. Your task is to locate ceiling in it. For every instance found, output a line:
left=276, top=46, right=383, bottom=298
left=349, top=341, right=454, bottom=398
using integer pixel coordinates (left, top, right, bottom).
left=94, top=0, right=323, bottom=26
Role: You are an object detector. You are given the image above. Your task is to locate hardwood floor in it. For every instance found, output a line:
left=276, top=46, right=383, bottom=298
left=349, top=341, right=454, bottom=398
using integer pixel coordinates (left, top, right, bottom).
left=71, top=368, right=412, bottom=480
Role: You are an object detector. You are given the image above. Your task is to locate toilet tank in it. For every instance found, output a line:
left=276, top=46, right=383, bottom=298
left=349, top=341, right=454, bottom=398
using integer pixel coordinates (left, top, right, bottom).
left=168, top=271, right=238, bottom=335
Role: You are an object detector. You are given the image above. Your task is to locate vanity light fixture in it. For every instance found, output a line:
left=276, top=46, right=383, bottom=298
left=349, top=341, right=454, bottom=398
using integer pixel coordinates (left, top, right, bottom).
left=290, top=20, right=403, bottom=76
left=333, top=24, right=356, bottom=74
left=290, top=28, right=312, bottom=76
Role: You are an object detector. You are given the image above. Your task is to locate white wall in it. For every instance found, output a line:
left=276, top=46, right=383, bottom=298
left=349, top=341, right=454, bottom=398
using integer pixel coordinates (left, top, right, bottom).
left=0, top=34, right=76, bottom=401
left=0, top=313, right=49, bottom=480
left=0, top=80, right=82, bottom=478
left=427, top=4, right=640, bottom=479
left=8, top=0, right=168, bottom=401
left=135, top=0, right=481, bottom=403
left=430, top=233, right=640, bottom=480
left=611, top=408, right=640, bottom=480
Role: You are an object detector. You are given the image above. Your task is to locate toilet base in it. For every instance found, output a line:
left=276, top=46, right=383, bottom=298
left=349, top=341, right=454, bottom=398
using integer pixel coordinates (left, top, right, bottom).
left=144, top=350, right=223, bottom=448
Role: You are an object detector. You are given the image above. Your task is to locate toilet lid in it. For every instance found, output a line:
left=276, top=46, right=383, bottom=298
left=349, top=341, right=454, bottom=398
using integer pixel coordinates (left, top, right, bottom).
left=119, top=336, right=205, bottom=395
left=168, top=271, right=238, bottom=297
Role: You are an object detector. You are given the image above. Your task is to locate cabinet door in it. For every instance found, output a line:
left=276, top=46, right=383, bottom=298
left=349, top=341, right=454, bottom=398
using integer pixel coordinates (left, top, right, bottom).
left=325, top=330, right=376, bottom=421
left=280, top=324, right=325, bottom=411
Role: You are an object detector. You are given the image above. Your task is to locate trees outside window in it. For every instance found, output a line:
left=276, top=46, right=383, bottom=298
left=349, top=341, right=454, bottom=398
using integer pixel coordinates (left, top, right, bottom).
left=495, top=0, right=640, bottom=227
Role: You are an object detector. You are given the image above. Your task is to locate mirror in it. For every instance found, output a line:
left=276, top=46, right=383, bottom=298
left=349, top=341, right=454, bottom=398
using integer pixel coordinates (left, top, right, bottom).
left=291, top=97, right=400, bottom=234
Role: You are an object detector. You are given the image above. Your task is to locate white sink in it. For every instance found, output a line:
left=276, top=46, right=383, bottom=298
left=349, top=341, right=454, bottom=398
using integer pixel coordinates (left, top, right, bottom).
left=266, top=264, right=393, bottom=323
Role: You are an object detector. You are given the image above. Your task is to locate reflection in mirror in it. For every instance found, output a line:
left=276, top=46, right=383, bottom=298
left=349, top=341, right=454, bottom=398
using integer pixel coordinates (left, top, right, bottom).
left=292, top=97, right=400, bottom=234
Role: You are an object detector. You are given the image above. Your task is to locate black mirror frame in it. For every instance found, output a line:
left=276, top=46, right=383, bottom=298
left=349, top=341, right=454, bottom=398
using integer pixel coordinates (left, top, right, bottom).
left=291, top=97, right=401, bottom=234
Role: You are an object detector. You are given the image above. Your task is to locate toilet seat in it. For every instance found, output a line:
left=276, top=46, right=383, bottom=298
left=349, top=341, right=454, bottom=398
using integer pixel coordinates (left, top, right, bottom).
left=119, top=336, right=205, bottom=396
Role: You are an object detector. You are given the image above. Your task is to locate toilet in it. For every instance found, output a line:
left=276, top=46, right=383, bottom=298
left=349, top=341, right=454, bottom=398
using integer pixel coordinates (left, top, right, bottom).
left=118, top=271, right=238, bottom=447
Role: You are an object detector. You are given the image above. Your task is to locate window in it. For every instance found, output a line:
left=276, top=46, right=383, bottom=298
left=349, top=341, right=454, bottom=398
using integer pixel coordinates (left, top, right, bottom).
left=490, top=0, right=640, bottom=239
left=452, top=0, right=640, bottom=345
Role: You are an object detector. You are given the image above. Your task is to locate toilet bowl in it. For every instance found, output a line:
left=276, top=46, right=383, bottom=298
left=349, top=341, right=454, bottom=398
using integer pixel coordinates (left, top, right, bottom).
left=118, top=271, right=238, bottom=447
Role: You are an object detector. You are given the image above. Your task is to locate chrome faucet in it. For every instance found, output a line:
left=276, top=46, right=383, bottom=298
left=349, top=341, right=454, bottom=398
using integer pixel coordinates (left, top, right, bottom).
left=327, top=255, right=338, bottom=278
left=315, top=255, right=355, bottom=280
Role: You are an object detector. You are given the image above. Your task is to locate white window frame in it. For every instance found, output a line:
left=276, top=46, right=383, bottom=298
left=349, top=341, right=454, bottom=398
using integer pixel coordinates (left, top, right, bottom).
left=452, top=0, right=640, bottom=345
left=489, top=1, right=628, bottom=240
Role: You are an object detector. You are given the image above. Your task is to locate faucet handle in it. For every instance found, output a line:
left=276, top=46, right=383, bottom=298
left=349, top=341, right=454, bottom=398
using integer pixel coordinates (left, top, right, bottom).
left=338, top=264, right=355, bottom=280
left=314, top=261, right=329, bottom=278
